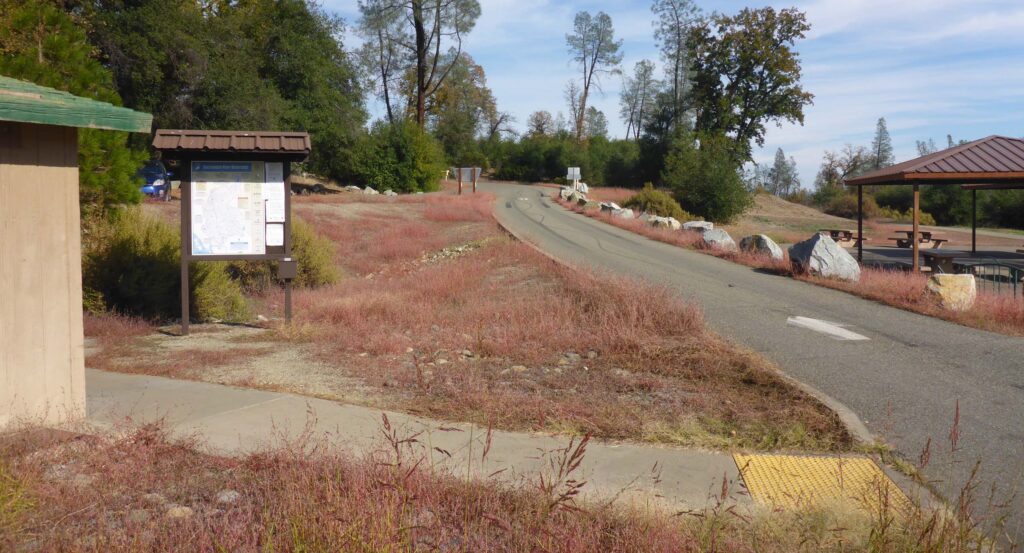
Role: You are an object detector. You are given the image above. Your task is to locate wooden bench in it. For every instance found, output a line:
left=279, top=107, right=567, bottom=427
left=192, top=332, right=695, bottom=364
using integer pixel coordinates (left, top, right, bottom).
left=820, top=229, right=868, bottom=248
left=922, top=250, right=958, bottom=274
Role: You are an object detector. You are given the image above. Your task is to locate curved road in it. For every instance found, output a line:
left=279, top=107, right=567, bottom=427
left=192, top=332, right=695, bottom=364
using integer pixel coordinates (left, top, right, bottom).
left=485, top=181, right=1024, bottom=534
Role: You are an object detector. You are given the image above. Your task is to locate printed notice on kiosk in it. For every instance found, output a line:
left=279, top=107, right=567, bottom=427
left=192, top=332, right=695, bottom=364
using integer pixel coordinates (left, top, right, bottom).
left=191, top=161, right=266, bottom=255
left=264, top=162, right=286, bottom=223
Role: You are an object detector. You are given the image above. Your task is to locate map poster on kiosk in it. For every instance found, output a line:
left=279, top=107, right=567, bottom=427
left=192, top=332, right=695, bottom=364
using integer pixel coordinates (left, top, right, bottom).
left=189, top=161, right=287, bottom=256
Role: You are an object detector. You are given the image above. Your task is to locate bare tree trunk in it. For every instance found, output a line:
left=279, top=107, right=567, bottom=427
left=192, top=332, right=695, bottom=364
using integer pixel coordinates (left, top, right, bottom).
left=413, top=1, right=428, bottom=126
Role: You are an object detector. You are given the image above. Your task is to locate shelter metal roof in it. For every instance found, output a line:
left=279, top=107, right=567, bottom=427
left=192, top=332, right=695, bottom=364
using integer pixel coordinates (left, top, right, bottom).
left=0, top=75, right=152, bottom=133
left=153, top=129, right=310, bottom=155
left=846, top=135, right=1024, bottom=186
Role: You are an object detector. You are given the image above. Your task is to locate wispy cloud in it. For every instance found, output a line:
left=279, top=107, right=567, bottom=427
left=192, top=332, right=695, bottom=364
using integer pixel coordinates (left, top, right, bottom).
left=324, top=0, right=1024, bottom=187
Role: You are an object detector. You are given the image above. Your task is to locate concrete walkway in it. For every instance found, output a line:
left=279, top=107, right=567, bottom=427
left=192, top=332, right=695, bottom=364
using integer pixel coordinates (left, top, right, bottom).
left=85, top=369, right=745, bottom=510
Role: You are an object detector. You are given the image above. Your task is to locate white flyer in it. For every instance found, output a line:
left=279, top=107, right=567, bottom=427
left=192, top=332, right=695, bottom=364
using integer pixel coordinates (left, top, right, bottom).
left=266, top=223, right=284, bottom=247
left=263, top=162, right=286, bottom=223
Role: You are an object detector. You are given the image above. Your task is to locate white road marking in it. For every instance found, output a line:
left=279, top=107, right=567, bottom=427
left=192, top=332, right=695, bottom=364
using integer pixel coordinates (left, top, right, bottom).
left=786, top=316, right=870, bottom=341
left=517, top=197, right=530, bottom=201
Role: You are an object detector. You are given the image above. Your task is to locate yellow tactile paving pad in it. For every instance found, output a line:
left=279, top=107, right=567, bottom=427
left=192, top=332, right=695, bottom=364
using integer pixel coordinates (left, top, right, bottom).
left=734, top=454, right=912, bottom=514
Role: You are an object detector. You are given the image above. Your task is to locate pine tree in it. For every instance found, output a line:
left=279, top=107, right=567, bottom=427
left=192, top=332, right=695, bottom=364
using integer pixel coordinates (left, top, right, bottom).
left=767, top=147, right=799, bottom=197
left=0, top=0, right=145, bottom=215
left=871, top=117, right=895, bottom=169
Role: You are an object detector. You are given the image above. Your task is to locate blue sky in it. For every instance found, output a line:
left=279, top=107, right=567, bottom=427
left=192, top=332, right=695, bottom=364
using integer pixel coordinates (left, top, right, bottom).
left=326, top=0, right=1024, bottom=188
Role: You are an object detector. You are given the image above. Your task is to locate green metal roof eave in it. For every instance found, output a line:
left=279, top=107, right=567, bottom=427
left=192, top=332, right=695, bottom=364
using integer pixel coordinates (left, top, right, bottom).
left=0, top=76, right=152, bottom=133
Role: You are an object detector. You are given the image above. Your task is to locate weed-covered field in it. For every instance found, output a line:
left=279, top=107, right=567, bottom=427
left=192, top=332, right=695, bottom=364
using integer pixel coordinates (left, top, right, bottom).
left=89, top=191, right=849, bottom=451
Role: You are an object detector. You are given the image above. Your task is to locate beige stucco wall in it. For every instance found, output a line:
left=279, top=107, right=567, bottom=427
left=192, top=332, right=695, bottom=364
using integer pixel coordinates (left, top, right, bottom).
left=0, top=122, right=85, bottom=428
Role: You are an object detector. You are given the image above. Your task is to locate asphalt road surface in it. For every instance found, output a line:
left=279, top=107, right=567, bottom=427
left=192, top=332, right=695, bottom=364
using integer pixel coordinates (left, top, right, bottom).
left=485, top=181, right=1024, bottom=536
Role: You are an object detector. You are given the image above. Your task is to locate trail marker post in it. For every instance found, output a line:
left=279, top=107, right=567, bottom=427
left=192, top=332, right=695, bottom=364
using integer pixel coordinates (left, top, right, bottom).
left=567, top=166, right=581, bottom=192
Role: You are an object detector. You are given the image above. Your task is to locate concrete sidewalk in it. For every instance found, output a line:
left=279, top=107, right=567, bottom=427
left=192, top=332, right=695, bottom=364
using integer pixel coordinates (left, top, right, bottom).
left=85, top=369, right=745, bottom=510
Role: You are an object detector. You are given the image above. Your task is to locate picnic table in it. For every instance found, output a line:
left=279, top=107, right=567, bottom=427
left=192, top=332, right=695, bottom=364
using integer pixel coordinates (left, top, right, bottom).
left=819, top=228, right=869, bottom=248
left=922, top=250, right=958, bottom=273
left=888, top=229, right=947, bottom=249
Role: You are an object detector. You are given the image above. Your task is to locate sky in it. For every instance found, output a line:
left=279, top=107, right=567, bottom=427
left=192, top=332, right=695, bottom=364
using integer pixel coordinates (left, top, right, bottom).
left=325, top=0, right=1024, bottom=188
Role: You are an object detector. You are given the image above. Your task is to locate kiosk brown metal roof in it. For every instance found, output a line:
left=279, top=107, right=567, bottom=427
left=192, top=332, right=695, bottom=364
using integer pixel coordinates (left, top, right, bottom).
left=846, top=135, right=1024, bottom=186
left=153, top=129, right=310, bottom=155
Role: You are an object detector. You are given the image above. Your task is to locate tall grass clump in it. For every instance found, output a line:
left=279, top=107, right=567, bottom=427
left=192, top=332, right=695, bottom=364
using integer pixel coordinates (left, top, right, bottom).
left=228, top=217, right=340, bottom=292
left=623, top=183, right=697, bottom=221
left=83, top=208, right=249, bottom=322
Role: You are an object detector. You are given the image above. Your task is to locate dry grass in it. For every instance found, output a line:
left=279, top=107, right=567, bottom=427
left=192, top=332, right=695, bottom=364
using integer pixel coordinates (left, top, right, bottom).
left=559, top=196, right=1024, bottom=337
left=0, top=423, right=1004, bottom=553
left=586, top=186, right=636, bottom=205
left=87, top=190, right=849, bottom=452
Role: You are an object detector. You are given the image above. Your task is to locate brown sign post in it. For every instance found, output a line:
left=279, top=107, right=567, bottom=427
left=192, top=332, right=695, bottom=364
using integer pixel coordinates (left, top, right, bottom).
left=455, top=167, right=480, bottom=194
left=153, top=130, right=311, bottom=335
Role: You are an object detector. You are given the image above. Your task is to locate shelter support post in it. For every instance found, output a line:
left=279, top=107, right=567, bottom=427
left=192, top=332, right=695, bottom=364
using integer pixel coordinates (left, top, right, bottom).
left=284, top=161, right=293, bottom=324
left=912, top=183, right=920, bottom=272
left=473, top=168, right=478, bottom=193
left=857, top=184, right=863, bottom=262
left=971, top=189, right=977, bottom=255
left=457, top=171, right=463, bottom=195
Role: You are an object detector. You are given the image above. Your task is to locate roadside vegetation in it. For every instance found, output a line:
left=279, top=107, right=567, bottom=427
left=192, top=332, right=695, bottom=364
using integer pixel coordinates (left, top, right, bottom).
left=85, top=191, right=849, bottom=452
left=558, top=194, right=1024, bottom=337
left=0, top=422, right=1005, bottom=552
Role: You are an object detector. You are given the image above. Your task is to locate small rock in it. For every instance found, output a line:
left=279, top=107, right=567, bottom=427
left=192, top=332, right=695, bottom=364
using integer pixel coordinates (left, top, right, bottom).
left=385, top=379, right=400, bottom=388
left=553, top=367, right=563, bottom=374
left=405, top=347, right=415, bottom=353
left=610, top=207, right=635, bottom=219
left=499, top=368, right=511, bottom=376
left=431, top=324, right=441, bottom=332
left=256, top=314, right=269, bottom=322
left=215, top=490, right=242, bottom=505
left=599, top=201, right=621, bottom=213
left=557, top=358, right=570, bottom=366
left=683, top=220, right=713, bottom=231
left=43, top=464, right=70, bottom=481
left=461, top=349, right=472, bottom=357
left=926, top=274, right=976, bottom=311
left=739, top=234, right=784, bottom=260
left=71, top=473, right=95, bottom=488
left=358, top=352, right=369, bottom=357
left=586, top=350, right=598, bottom=359
left=436, top=359, right=448, bottom=365
left=612, top=368, right=631, bottom=377
left=700, top=228, right=738, bottom=252
left=141, top=493, right=167, bottom=505
left=165, top=505, right=194, bottom=519
left=511, top=365, right=528, bottom=374
left=647, top=215, right=682, bottom=230
left=383, top=189, right=398, bottom=196
left=363, top=186, right=379, bottom=195
left=127, top=509, right=151, bottom=524
left=564, top=352, right=581, bottom=361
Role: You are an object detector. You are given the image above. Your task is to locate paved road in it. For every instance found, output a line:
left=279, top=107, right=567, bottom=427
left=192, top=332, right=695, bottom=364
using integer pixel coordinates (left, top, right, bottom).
left=486, top=181, right=1024, bottom=535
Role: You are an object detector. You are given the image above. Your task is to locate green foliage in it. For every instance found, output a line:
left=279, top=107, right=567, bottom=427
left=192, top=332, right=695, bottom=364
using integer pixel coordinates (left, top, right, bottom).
left=876, top=206, right=936, bottom=226
left=981, top=190, right=1024, bottom=229
left=83, top=209, right=249, bottom=322
left=624, top=183, right=696, bottom=220
left=352, top=121, right=446, bottom=192
left=0, top=462, right=31, bottom=537
left=662, top=132, right=752, bottom=223
left=688, top=7, right=813, bottom=160
left=823, top=193, right=878, bottom=219
left=229, top=218, right=340, bottom=293
left=873, top=186, right=913, bottom=212
left=84, top=0, right=366, bottom=181
left=922, top=186, right=972, bottom=226
left=0, top=0, right=145, bottom=215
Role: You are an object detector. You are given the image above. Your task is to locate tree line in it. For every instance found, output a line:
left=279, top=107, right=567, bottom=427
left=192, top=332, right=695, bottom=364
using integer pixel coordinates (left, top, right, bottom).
left=1, top=0, right=813, bottom=222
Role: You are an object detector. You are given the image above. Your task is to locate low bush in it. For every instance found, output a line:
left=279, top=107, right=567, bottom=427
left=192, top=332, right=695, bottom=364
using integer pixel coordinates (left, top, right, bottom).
left=623, top=183, right=697, bottom=221
left=228, top=218, right=340, bottom=293
left=83, top=208, right=249, bottom=322
left=351, top=120, right=445, bottom=193
left=876, top=206, right=937, bottom=225
left=823, top=193, right=878, bottom=219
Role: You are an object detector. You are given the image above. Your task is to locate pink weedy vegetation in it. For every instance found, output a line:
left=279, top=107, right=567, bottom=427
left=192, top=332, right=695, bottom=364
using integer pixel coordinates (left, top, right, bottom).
left=86, top=191, right=849, bottom=451
left=585, top=186, right=636, bottom=205
left=0, top=420, right=1004, bottom=553
left=559, top=196, right=1024, bottom=336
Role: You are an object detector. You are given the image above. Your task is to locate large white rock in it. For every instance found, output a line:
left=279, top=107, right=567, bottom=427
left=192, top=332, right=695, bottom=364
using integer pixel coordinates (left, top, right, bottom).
left=683, top=221, right=713, bottom=231
left=611, top=208, right=635, bottom=219
left=926, top=274, right=976, bottom=311
left=577, top=182, right=589, bottom=194
left=344, top=185, right=362, bottom=192
left=568, top=191, right=587, bottom=203
left=383, top=189, right=398, bottom=196
left=700, top=228, right=737, bottom=252
left=788, top=234, right=860, bottom=281
left=647, top=215, right=682, bottom=230
left=599, top=202, right=621, bottom=213
left=363, top=186, right=380, bottom=195
left=581, top=200, right=601, bottom=212
left=559, top=187, right=573, bottom=200
left=739, top=234, right=784, bottom=260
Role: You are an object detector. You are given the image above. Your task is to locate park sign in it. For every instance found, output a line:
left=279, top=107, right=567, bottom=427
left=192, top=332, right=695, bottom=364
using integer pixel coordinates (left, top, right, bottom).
left=152, top=129, right=311, bottom=335
left=567, top=167, right=581, bottom=181
left=455, top=166, right=481, bottom=194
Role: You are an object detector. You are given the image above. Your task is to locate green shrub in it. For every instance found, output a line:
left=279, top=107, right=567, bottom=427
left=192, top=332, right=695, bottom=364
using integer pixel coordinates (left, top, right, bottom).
left=83, top=208, right=249, bottom=322
left=229, top=217, right=340, bottom=292
left=352, top=120, right=446, bottom=192
left=876, top=206, right=937, bottom=226
left=662, top=132, right=752, bottom=223
left=823, top=193, right=878, bottom=219
left=623, top=183, right=697, bottom=221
